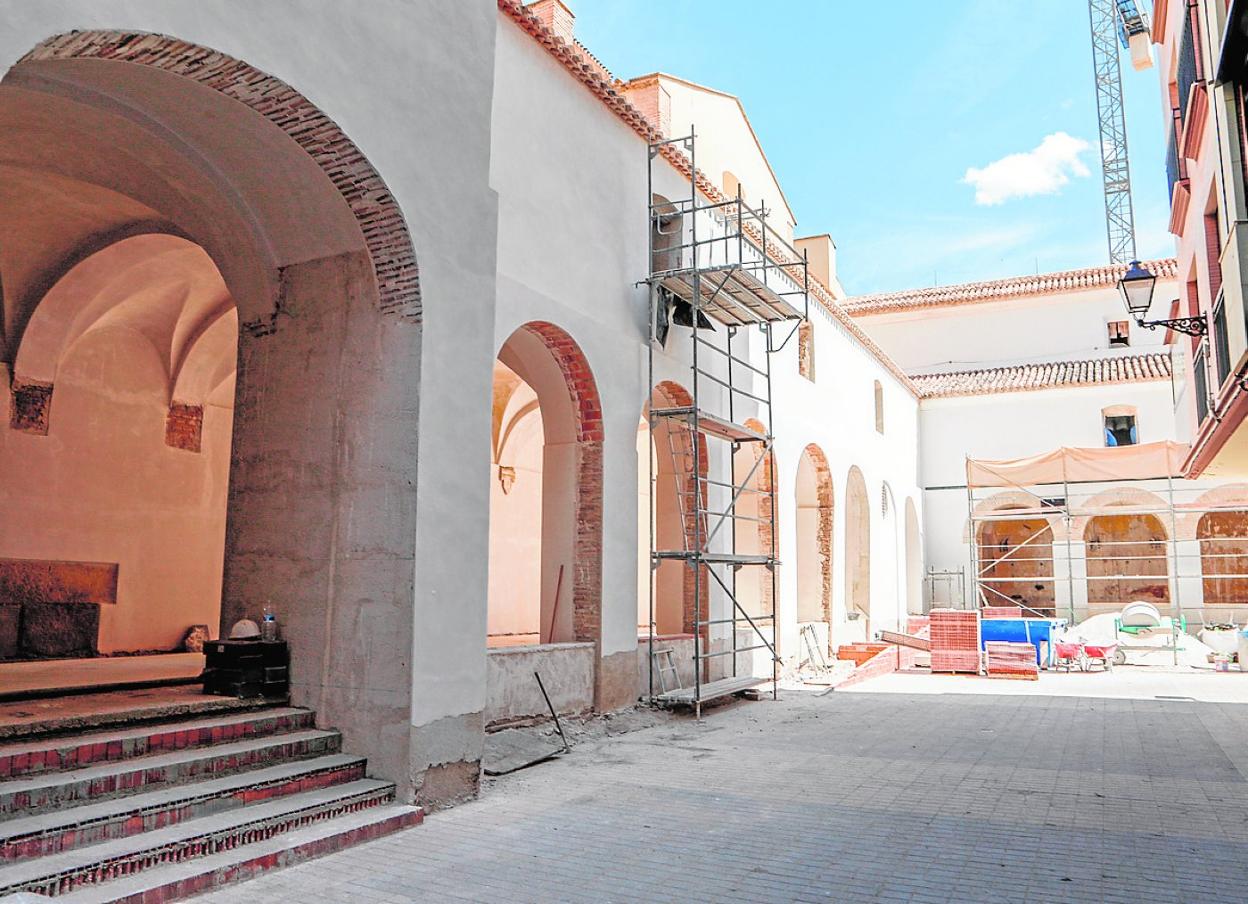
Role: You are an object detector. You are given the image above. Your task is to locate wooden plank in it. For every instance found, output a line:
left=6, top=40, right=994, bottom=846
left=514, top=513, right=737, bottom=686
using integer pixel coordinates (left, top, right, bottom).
left=656, top=675, right=766, bottom=705
left=878, top=630, right=931, bottom=651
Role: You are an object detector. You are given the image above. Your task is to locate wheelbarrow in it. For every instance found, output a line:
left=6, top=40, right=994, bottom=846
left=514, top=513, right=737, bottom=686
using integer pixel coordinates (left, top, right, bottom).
left=1054, top=641, right=1085, bottom=672
left=1083, top=642, right=1117, bottom=671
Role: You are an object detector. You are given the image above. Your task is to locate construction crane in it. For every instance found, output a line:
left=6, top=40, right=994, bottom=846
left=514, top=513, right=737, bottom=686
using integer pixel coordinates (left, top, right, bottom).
left=1086, top=0, right=1153, bottom=264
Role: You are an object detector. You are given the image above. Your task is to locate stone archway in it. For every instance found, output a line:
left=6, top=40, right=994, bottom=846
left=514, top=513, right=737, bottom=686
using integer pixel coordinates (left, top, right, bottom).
left=0, top=32, right=423, bottom=797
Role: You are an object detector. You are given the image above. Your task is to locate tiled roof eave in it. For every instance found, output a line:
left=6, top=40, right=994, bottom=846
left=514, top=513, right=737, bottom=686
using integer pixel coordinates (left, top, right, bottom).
left=496, top=0, right=920, bottom=397
left=844, top=259, right=1181, bottom=316
left=912, top=352, right=1174, bottom=400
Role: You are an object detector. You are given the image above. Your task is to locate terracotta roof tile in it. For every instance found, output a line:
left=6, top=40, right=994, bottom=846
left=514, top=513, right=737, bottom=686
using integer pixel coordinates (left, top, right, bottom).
left=843, top=260, right=1179, bottom=316
left=912, top=352, right=1173, bottom=399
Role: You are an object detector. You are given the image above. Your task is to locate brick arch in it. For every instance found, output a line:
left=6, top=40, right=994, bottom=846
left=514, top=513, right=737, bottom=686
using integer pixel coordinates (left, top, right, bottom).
left=510, top=321, right=604, bottom=645
left=797, top=443, right=834, bottom=625
left=22, top=30, right=420, bottom=321
left=965, top=491, right=1063, bottom=543
left=648, top=380, right=707, bottom=634
left=1175, top=484, right=1248, bottom=541
left=1070, top=486, right=1169, bottom=541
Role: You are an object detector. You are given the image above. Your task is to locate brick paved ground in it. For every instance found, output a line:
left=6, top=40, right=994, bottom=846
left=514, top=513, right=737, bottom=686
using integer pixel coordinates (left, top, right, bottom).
left=200, top=676, right=1248, bottom=903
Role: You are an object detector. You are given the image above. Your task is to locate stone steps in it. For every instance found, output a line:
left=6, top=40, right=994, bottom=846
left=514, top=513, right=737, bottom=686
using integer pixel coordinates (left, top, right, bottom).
left=1, top=728, right=342, bottom=816
left=0, top=778, right=400, bottom=897
left=0, top=707, right=315, bottom=780
left=0, top=695, right=420, bottom=899
left=55, top=804, right=421, bottom=904
left=0, top=688, right=282, bottom=744
left=1, top=753, right=366, bottom=861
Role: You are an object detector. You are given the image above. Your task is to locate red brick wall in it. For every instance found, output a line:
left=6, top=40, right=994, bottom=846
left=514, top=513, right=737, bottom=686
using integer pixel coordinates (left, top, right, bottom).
left=165, top=403, right=205, bottom=453
left=802, top=444, right=835, bottom=625
left=9, top=379, right=52, bottom=434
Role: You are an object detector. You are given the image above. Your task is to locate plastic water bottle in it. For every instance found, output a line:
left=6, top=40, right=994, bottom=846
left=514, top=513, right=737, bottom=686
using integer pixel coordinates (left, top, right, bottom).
left=261, top=605, right=278, bottom=642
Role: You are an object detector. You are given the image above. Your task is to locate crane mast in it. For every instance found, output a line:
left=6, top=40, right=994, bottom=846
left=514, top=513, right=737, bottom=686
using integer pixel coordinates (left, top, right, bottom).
left=1086, top=0, right=1152, bottom=264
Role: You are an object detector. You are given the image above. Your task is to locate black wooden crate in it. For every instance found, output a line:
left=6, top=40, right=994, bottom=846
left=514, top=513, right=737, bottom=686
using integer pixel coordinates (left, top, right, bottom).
left=203, top=639, right=289, bottom=699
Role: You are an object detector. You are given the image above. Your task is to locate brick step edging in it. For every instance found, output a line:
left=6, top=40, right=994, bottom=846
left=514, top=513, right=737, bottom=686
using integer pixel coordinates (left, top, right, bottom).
left=0, top=784, right=396, bottom=898
left=0, top=710, right=316, bottom=780
left=2, top=759, right=366, bottom=862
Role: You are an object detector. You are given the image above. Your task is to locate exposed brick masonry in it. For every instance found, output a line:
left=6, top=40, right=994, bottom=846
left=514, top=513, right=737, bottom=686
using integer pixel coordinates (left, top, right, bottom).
left=24, top=31, right=421, bottom=323
left=165, top=402, right=204, bottom=452
left=8, top=380, right=52, bottom=434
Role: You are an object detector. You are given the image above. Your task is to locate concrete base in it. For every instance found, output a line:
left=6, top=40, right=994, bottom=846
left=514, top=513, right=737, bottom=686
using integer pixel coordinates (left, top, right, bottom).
left=409, top=711, right=483, bottom=811
left=596, top=648, right=639, bottom=712
left=485, top=642, right=594, bottom=727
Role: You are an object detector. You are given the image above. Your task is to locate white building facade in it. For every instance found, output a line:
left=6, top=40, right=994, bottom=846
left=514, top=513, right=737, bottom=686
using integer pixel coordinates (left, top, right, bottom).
left=0, top=0, right=922, bottom=808
left=849, top=262, right=1248, bottom=626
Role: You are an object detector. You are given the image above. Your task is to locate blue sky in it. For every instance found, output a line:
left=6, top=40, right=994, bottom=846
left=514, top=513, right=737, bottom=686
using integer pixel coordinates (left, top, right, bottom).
left=574, top=0, right=1174, bottom=295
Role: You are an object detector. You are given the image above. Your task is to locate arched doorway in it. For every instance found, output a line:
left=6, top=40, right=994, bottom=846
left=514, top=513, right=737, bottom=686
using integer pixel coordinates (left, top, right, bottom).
left=1197, top=511, right=1248, bottom=607
left=796, top=445, right=834, bottom=628
left=0, top=32, right=422, bottom=792
left=1085, top=513, right=1170, bottom=607
left=976, top=510, right=1056, bottom=615
left=904, top=498, right=923, bottom=615
left=484, top=322, right=604, bottom=725
left=487, top=322, right=603, bottom=648
left=844, top=466, right=871, bottom=635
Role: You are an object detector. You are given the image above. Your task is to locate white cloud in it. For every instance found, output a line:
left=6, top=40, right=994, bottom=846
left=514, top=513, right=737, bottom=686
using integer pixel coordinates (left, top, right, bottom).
left=963, top=132, right=1091, bottom=206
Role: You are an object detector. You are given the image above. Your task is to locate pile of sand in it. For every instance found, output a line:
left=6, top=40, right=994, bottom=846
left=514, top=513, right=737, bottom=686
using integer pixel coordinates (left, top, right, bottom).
left=1059, top=612, right=1215, bottom=668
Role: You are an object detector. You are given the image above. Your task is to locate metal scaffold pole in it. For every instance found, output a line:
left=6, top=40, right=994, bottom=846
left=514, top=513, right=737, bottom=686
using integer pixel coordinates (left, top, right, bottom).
left=641, top=130, right=807, bottom=713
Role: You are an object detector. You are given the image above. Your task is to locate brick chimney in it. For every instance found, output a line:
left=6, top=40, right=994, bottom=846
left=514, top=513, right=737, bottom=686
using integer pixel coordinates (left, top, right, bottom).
left=527, top=0, right=575, bottom=44
left=621, top=75, right=671, bottom=138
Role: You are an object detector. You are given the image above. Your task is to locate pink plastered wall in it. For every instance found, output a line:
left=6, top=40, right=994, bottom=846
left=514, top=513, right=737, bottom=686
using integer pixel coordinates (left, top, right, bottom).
left=1, top=329, right=233, bottom=654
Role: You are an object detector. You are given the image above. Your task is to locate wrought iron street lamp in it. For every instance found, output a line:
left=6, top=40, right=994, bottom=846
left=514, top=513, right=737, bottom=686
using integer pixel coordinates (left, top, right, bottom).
left=1117, top=260, right=1207, bottom=336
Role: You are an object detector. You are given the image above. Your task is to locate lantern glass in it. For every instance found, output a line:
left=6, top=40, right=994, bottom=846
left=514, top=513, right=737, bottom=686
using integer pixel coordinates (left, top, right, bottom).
left=1118, top=261, right=1156, bottom=320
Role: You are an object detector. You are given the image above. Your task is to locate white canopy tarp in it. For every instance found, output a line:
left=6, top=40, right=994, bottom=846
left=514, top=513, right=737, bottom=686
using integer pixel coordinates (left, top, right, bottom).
left=966, top=441, right=1190, bottom=489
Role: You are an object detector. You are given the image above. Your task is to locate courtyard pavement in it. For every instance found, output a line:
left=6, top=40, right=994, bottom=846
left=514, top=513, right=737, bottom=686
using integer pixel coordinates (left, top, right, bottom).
left=200, top=670, right=1248, bottom=903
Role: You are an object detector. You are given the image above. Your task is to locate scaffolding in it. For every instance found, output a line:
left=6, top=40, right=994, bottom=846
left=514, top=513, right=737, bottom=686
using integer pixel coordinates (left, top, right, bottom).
left=965, top=443, right=1248, bottom=657
left=643, top=131, right=809, bottom=716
